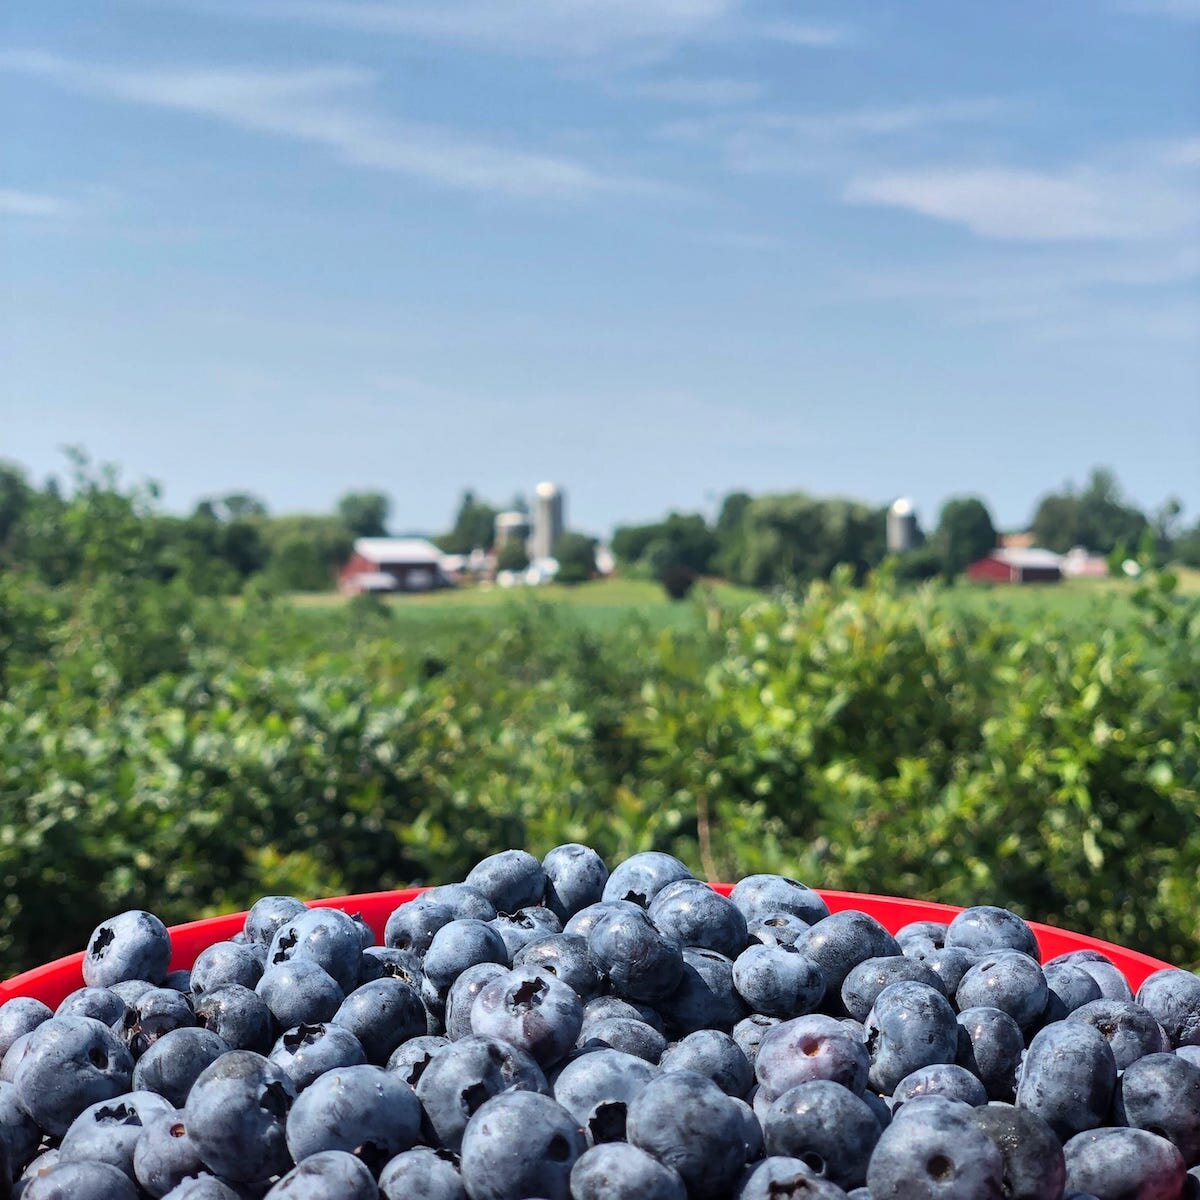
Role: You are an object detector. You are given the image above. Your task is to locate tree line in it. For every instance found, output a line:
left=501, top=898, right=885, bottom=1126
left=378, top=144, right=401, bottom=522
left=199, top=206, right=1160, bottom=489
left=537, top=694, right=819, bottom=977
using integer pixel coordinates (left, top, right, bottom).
left=0, top=452, right=1196, bottom=596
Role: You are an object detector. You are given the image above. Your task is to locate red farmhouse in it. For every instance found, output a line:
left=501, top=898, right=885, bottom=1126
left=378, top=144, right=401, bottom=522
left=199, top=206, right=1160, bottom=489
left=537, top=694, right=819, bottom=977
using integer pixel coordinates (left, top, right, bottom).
left=966, top=547, right=1063, bottom=585
left=339, top=538, right=452, bottom=595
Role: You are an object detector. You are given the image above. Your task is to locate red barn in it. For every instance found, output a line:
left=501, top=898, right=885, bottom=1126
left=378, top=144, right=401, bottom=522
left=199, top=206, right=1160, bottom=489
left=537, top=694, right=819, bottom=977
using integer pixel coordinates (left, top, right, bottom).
left=338, top=538, right=452, bottom=594
left=966, top=547, right=1063, bottom=584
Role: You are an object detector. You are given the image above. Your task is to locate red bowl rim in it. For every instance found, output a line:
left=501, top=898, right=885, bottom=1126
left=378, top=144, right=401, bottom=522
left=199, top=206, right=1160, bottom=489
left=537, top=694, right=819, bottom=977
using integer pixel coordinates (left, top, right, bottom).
left=0, top=886, right=1176, bottom=1008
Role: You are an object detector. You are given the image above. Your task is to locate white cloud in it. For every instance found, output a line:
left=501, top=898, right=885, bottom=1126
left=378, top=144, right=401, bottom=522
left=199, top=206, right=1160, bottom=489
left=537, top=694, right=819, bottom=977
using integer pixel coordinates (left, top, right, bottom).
left=845, top=160, right=1199, bottom=242
left=0, top=188, right=71, bottom=217
left=0, top=51, right=656, bottom=201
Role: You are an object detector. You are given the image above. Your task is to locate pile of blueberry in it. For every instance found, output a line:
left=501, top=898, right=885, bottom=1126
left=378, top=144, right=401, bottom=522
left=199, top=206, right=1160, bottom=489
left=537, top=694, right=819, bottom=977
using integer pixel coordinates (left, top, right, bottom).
left=2, top=848, right=1199, bottom=1199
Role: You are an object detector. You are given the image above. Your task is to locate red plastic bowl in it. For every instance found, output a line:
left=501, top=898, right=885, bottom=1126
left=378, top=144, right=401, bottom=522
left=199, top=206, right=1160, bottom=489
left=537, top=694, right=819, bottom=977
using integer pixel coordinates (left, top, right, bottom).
left=0, top=887, right=1173, bottom=1009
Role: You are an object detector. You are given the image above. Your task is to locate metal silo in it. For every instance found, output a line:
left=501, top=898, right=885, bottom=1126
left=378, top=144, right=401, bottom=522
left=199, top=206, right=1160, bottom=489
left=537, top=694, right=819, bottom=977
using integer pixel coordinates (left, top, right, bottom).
left=887, top=498, right=918, bottom=554
left=494, top=511, right=532, bottom=549
left=532, top=482, right=565, bottom=561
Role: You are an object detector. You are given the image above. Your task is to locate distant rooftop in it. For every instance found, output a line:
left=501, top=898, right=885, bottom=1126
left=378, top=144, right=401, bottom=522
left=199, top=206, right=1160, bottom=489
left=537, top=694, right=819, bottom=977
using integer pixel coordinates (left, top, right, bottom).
left=354, top=537, right=444, bottom=565
left=992, top=547, right=1063, bottom=570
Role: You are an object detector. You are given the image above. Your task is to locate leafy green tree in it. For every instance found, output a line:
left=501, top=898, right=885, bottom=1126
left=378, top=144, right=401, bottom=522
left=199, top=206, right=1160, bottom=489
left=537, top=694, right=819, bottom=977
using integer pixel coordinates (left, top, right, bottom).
left=337, top=491, right=390, bottom=538
left=217, top=492, right=269, bottom=521
left=437, top=490, right=498, bottom=554
left=554, top=532, right=596, bottom=584
left=496, top=539, right=530, bottom=572
left=612, top=513, right=717, bottom=577
left=934, top=496, right=996, bottom=578
left=0, top=461, right=31, bottom=555
left=1031, top=468, right=1148, bottom=554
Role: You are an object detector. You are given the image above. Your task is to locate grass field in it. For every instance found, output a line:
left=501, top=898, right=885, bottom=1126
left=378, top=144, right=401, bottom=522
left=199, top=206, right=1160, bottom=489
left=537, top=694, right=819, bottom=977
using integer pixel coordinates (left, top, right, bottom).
left=286, top=568, right=1200, bottom=632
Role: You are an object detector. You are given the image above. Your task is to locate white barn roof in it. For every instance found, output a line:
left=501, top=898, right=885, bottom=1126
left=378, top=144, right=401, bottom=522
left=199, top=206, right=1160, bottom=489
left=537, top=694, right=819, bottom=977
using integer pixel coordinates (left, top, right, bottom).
left=993, top=547, right=1063, bottom=570
left=354, top=537, right=444, bottom=565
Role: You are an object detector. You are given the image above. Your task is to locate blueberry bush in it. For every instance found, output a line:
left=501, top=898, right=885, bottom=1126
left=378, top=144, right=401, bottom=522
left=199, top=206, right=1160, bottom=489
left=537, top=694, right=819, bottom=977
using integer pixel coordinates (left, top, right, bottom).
left=0, top=566, right=1196, bottom=976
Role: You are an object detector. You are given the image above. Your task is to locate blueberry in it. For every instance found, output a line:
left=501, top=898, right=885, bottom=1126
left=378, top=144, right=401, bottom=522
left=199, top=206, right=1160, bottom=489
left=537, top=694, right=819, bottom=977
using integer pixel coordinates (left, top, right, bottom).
left=1114, top=1051, right=1200, bottom=1166
left=423, top=920, right=509, bottom=998
left=955, top=952, right=1048, bottom=1033
left=55, top=988, right=130, bottom=1026
left=286, top=1064, right=419, bottom=1171
left=580, top=994, right=664, bottom=1034
left=892, top=1064, right=988, bottom=1109
left=265, top=1150, right=378, bottom=1199
left=730, top=1094, right=766, bottom=1162
left=659, top=948, right=748, bottom=1036
left=331, top=978, right=426, bottom=1065
left=1015, top=1022, right=1116, bottom=1141
left=269, top=1022, right=367, bottom=1091
left=626, top=1071, right=747, bottom=1200
left=359, top=946, right=423, bottom=989
left=967, top=1102, right=1066, bottom=1200
left=384, top=1034, right=448, bottom=1089
left=748, top=913, right=813, bottom=949
left=119, top=988, right=197, bottom=1057
left=762, top=1080, right=880, bottom=1189
left=193, top=985, right=273, bottom=1054
left=14, top=1015, right=134, bottom=1136
left=1063, top=1128, right=1185, bottom=1199
left=732, top=944, right=826, bottom=1020
left=1066, top=998, right=1170, bottom=1070
left=513, top=934, right=603, bottom=1002
left=1137, top=969, right=1200, bottom=1049
left=378, top=1147, right=466, bottom=1200
left=58, top=1091, right=174, bottom=1181
left=864, top=982, right=958, bottom=1096
left=0, top=999, right=51, bottom=1060
left=384, top=900, right=457, bottom=957
left=470, top=966, right=583, bottom=1068
left=1053, top=953, right=1133, bottom=1004
left=415, top=1034, right=549, bottom=1152
left=577, top=1016, right=667, bottom=1063
left=488, top=907, right=563, bottom=960
left=20, top=1161, right=139, bottom=1200
left=954, top=1007, right=1025, bottom=1103
left=244, top=897, right=309, bottom=947
left=896, top=921, right=949, bottom=950
left=737, top=1156, right=848, bottom=1198
left=798, top=911, right=902, bottom=997
left=649, top=880, right=749, bottom=959
left=133, top=1110, right=208, bottom=1198
left=183, top=1050, right=295, bottom=1183
left=587, top=904, right=684, bottom=1004
left=257, top=960, right=344, bottom=1030
left=0, top=1080, right=42, bottom=1177
left=460, top=1091, right=585, bottom=1200
left=1042, top=963, right=1103, bottom=1022
left=755, top=1015, right=869, bottom=1100
left=921, top=947, right=980, bottom=995
left=0, top=1030, right=34, bottom=1084
left=420, top=884, right=498, bottom=922
left=552, top=1047, right=657, bottom=1144
left=190, top=943, right=264, bottom=998
left=732, top=1014, right=783, bottom=1066
left=542, top=844, right=610, bottom=922
left=730, top=875, right=830, bottom=928
left=945, top=906, right=1039, bottom=959
left=267, top=908, right=363, bottom=995
left=465, top=850, right=547, bottom=914
left=660, top=1030, right=753, bottom=1098
left=564, top=901, right=627, bottom=939
left=570, top=1143, right=686, bottom=1200
left=159, top=1178, right=243, bottom=1199
left=83, top=911, right=172, bottom=990
left=840, top=956, right=946, bottom=1023
left=445, top=963, right=510, bottom=1041
left=602, top=852, right=695, bottom=908
left=15, top=1148, right=60, bottom=1196
left=866, top=1098, right=1004, bottom=1199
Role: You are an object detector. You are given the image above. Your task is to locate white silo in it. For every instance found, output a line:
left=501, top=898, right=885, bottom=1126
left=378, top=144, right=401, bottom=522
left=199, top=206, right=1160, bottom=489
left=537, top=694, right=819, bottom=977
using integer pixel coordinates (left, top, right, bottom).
left=887, top=498, right=918, bottom=554
left=494, top=510, right=531, bottom=549
left=532, top=482, right=564, bottom=560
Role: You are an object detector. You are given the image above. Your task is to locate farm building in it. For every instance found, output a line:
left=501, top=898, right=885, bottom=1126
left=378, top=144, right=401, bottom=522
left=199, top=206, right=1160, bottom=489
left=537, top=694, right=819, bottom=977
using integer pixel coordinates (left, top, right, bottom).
left=338, top=538, right=453, bottom=594
left=966, top=547, right=1063, bottom=584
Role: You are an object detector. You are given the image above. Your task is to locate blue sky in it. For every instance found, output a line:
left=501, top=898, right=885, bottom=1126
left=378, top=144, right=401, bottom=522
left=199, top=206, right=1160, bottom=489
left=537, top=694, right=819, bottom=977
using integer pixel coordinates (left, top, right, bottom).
left=2, top=0, right=1198, bottom=537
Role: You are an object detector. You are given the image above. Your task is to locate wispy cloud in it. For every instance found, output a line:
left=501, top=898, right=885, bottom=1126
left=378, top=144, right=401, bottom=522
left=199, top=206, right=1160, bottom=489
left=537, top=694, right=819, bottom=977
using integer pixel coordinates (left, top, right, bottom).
left=0, top=50, right=658, bottom=201
left=151, top=0, right=849, bottom=62
left=845, top=141, right=1200, bottom=242
left=0, top=188, right=72, bottom=217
